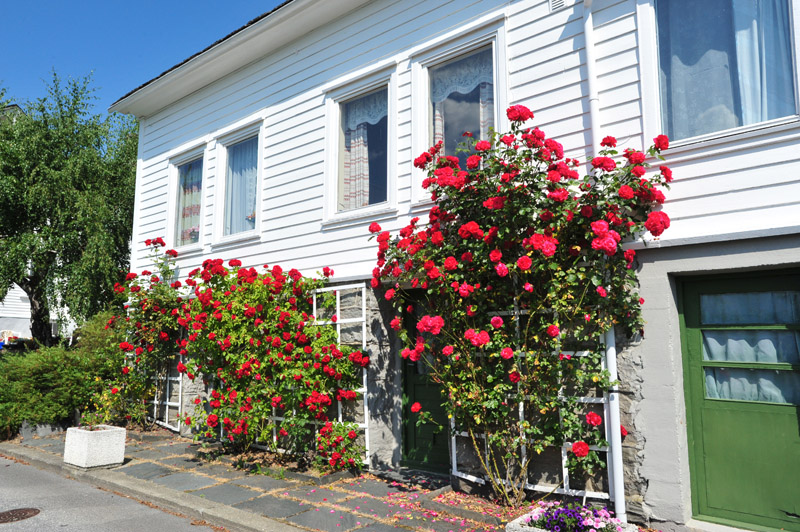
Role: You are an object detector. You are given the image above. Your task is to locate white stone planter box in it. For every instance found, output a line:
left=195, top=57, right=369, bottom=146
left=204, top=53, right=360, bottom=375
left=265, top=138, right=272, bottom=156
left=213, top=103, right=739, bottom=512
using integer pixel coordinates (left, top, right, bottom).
left=506, top=513, right=639, bottom=532
left=63, top=425, right=126, bottom=469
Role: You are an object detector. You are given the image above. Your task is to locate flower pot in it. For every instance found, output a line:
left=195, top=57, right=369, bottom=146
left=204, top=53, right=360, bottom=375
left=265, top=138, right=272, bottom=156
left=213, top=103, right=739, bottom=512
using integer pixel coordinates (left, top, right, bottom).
left=505, top=512, right=639, bottom=532
left=63, top=425, right=126, bottom=469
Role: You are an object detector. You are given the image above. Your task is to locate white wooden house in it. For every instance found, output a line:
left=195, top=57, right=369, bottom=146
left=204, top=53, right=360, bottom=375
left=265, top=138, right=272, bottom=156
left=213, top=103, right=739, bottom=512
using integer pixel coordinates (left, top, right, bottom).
left=110, top=1, right=800, bottom=530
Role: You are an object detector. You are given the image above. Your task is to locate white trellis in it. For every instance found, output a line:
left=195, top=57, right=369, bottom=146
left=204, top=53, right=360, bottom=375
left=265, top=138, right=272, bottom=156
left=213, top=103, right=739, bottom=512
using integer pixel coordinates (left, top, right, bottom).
left=449, top=323, right=626, bottom=519
left=152, top=355, right=184, bottom=432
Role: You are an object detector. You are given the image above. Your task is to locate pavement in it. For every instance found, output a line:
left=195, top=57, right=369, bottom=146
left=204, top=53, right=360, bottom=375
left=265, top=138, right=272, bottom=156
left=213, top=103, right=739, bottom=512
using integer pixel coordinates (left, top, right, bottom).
left=0, top=430, right=499, bottom=532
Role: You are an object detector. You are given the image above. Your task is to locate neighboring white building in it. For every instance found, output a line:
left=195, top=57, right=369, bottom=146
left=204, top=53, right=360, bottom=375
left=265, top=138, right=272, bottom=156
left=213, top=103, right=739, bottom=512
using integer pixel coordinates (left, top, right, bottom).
left=110, top=1, right=800, bottom=531
left=0, top=283, right=32, bottom=339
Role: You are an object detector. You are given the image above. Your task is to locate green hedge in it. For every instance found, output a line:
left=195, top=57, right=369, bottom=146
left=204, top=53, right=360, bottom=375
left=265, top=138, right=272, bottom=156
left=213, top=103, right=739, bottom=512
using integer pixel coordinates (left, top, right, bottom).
left=0, top=311, right=121, bottom=439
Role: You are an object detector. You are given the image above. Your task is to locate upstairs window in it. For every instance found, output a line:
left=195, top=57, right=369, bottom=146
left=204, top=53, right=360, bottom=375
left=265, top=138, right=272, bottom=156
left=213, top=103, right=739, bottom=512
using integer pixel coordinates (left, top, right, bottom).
left=339, top=88, right=388, bottom=212
left=176, top=157, right=203, bottom=247
left=223, top=136, right=258, bottom=236
left=657, top=0, right=796, bottom=140
left=429, top=47, right=495, bottom=168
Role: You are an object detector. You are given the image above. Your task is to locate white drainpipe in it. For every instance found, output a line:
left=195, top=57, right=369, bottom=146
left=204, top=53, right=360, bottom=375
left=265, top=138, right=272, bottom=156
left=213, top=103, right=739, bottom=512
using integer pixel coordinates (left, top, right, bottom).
left=584, top=0, right=627, bottom=522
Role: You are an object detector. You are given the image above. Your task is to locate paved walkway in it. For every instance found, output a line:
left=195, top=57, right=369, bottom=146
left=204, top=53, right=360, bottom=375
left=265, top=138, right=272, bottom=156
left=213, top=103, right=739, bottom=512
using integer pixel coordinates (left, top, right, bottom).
left=0, top=431, right=498, bottom=532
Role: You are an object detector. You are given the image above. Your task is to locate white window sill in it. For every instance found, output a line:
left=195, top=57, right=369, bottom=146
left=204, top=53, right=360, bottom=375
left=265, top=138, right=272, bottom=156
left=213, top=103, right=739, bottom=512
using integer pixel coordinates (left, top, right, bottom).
left=662, top=115, right=800, bottom=156
left=322, top=206, right=398, bottom=230
left=172, top=244, right=204, bottom=258
left=210, top=231, right=261, bottom=250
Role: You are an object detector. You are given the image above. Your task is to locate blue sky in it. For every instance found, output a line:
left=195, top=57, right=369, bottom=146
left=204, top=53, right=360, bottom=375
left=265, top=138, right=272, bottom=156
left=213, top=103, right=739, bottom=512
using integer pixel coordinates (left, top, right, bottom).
left=1, top=1, right=285, bottom=115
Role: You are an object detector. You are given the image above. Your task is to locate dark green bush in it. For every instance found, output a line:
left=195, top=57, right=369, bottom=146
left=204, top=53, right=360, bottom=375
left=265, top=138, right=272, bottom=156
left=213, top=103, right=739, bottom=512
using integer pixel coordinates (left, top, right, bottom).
left=0, top=311, right=122, bottom=439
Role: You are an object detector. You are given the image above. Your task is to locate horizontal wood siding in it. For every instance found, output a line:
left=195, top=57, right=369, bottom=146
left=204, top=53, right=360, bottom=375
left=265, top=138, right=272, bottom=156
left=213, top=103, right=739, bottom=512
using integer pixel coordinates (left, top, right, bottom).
left=0, top=284, right=30, bottom=320
left=130, top=0, right=800, bottom=280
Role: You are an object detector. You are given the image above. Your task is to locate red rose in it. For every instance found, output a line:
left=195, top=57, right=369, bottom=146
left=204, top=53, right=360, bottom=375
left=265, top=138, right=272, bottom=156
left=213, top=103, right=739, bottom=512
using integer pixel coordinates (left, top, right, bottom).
left=618, top=185, right=634, bottom=199
left=645, top=211, right=670, bottom=237
left=348, top=430, right=357, bottom=439
left=546, top=324, right=560, bottom=338
left=495, top=263, right=509, bottom=277
left=501, top=347, right=514, bottom=359
left=475, top=140, right=491, bottom=151
left=111, top=387, right=119, bottom=395
left=596, top=286, right=607, bottom=298
left=184, top=416, right=192, bottom=426
left=571, top=441, right=590, bottom=457
left=165, top=249, right=178, bottom=257
left=490, top=316, right=504, bottom=329
left=591, top=157, right=616, bottom=172
left=509, top=370, right=521, bottom=383
left=585, top=412, right=603, bottom=426
left=547, top=188, right=569, bottom=202
left=600, top=136, right=617, bottom=147
left=411, top=402, right=422, bottom=413
left=653, top=134, right=670, bottom=151
left=466, top=155, right=482, bottom=169
left=621, top=425, right=629, bottom=437
left=368, top=222, right=382, bottom=233
left=660, top=165, right=673, bottom=182
left=489, top=249, right=502, bottom=263
left=384, top=288, right=395, bottom=300
left=517, top=256, right=532, bottom=270
left=444, top=256, right=458, bottom=270
left=506, top=105, right=533, bottom=122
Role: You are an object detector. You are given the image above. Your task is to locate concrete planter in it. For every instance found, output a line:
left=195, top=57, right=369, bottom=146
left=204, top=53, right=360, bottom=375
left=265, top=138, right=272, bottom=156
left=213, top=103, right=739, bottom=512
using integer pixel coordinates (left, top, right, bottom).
left=63, top=425, right=126, bottom=469
left=506, top=513, right=639, bottom=532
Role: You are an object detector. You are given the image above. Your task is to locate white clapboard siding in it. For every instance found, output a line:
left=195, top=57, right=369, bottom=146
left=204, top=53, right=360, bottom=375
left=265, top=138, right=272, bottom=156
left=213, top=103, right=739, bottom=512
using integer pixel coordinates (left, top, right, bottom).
left=126, top=0, right=800, bottom=280
left=0, top=284, right=30, bottom=320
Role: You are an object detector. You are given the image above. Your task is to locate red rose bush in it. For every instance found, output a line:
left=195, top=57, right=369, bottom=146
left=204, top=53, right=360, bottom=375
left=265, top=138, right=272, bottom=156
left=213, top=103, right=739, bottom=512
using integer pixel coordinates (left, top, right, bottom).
left=371, top=105, right=670, bottom=504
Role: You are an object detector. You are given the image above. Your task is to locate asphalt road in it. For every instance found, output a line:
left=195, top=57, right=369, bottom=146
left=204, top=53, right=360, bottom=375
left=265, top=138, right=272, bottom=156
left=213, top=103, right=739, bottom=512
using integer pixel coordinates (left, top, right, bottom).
left=0, top=457, right=219, bottom=531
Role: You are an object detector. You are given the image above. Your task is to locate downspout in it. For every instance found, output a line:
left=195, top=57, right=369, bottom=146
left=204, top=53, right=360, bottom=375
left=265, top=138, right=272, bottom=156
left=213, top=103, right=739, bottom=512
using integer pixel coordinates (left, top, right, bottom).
left=584, top=0, right=627, bottom=522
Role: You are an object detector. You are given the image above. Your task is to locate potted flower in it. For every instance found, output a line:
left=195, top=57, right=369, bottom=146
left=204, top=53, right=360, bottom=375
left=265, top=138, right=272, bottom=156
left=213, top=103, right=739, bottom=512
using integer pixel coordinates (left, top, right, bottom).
left=506, top=500, right=637, bottom=532
left=63, top=424, right=126, bottom=469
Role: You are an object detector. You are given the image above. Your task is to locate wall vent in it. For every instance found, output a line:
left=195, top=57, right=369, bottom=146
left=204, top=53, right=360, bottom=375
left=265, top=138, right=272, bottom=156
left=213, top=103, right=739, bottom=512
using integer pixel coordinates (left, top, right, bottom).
left=549, top=0, right=566, bottom=12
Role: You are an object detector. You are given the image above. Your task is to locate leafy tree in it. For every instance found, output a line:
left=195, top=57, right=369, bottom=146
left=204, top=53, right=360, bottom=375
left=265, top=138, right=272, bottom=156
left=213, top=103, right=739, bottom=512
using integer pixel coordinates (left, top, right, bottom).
left=0, top=74, right=138, bottom=345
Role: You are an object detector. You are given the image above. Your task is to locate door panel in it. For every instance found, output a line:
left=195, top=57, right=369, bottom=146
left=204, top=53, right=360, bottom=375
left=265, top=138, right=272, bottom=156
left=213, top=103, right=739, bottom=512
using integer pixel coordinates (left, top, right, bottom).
left=681, top=272, right=800, bottom=531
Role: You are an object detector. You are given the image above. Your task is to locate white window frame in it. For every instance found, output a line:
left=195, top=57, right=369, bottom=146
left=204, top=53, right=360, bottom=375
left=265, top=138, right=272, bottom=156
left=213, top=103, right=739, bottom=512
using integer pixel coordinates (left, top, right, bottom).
left=167, top=144, right=207, bottom=254
left=409, top=17, right=508, bottom=205
left=212, top=121, right=264, bottom=246
left=637, top=0, right=800, bottom=151
left=322, top=62, right=398, bottom=227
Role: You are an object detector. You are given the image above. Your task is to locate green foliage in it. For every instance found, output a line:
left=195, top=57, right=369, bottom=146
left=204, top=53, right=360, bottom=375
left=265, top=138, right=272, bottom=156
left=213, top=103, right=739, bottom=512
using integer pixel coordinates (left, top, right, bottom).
left=0, top=73, right=138, bottom=345
left=373, top=105, right=671, bottom=504
left=0, top=311, right=122, bottom=438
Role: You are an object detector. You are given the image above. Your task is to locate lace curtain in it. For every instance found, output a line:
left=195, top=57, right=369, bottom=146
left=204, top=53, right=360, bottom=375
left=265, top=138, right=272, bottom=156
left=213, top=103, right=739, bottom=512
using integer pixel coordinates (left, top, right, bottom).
left=657, top=0, right=795, bottom=140
left=431, top=48, right=494, bottom=147
left=177, top=158, right=203, bottom=246
left=340, top=89, right=387, bottom=211
left=224, top=136, right=258, bottom=236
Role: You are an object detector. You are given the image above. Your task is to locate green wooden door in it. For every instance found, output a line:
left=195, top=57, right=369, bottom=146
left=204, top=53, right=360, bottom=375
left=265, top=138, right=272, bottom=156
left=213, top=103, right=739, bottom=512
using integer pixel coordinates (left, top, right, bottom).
left=402, top=355, right=450, bottom=472
left=681, top=272, right=800, bottom=531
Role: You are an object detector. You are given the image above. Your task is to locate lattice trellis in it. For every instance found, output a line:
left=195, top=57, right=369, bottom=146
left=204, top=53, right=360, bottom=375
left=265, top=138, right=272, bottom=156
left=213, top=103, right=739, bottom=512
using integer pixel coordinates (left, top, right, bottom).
left=151, top=355, right=184, bottom=432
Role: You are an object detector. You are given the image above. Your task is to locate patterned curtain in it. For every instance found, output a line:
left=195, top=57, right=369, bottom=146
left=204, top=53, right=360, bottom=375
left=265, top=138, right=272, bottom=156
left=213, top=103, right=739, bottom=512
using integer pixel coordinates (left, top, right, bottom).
left=224, top=136, right=258, bottom=236
left=177, top=158, right=202, bottom=246
left=479, top=81, right=495, bottom=140
left=342, top=123, right=370, bottom=210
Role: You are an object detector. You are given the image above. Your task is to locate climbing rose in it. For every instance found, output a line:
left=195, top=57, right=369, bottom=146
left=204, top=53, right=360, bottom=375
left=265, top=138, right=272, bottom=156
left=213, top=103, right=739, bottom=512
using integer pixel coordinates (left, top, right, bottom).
left=591, top=157, right=616, bottom=172
left=509, top=371, right=521, bottom=383
left=466, top=155, right=482, bottom=169
left=506, top=105, right=533, bottom=122
left=411, top=402, right=422, bottom=413
left=475, top=140, right=492, bottom=151
left=571, top=441, right=590, bottom=457
left=645, top=211, right=671, bottom=236
left=621, top=426, right=629, bottom=437
left=517, top=256, right=532, bottom=270
left=490, top=316, right=504, bottom=329
left=586, top=412, right=603, bottom=426
left=501, top=347, right=514, bottom=360
left=546, top=325, right=560, bottom=338
left=495, top=263, right=509, bottom=277
left=596, top=286, right=607, bottom=298
left=600, top=136, right=617, bottom=147
left=653, top=134, right=670, bottom=151
left=111, top=387, right=119, bottom=394
left=618, top=185, right=634, bottom=199
left=444, top=256, right=458, bottom=270
left=384, top=288, right=395, bottom=300
left=369, top=222, right=382, bottom=233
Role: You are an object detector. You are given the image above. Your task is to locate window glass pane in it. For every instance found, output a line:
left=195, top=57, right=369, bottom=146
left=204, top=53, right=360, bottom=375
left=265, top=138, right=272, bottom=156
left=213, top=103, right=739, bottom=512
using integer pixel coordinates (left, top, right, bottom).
left=700, top=291, right=800, bottom=325
left=339, top=88, right=387, bottom=211
left=702, top=330, right=800, bottom=364
left=224, top=136, right=258, bottom=236
left=704, top=367, right=800, bottom=404
left=657, top=0, right=796, bottom=140
left=430, top=48, right=494, bottom=170
left=176, top=158, right=202, bottom=246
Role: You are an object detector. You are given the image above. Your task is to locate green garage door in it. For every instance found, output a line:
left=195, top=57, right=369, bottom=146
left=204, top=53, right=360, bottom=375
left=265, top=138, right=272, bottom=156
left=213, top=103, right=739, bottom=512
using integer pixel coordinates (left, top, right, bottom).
left=681, top=272, right=800, bottom=531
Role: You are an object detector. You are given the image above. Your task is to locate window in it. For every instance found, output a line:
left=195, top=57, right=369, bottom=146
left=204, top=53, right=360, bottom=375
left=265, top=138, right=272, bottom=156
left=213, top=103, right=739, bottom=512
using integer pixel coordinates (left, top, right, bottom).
left=656, top=0, right=796, bottom=140
left=223, top=136, right=258, bottom=236
left=175, top=157, right=203, bottom=247
left=429, top=47, right=494, bottom=169
left=338, top=88, right=388, bottom=212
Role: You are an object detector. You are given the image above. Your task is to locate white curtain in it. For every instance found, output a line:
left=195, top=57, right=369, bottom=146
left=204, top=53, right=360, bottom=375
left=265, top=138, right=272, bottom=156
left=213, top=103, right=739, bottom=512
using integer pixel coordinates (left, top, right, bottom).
left=224, top=136, right=258, bottom=236
left=657, top=0, right=795, bottom=140
left=177, top=158, right=202, bottom=246
left=700, top=290, right=800, bottom=405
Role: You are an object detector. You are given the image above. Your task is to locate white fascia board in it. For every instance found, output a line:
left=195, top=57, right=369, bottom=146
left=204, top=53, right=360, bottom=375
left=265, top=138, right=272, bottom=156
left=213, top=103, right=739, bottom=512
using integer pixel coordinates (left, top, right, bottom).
left=110, top=0, right=372, bottom=117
